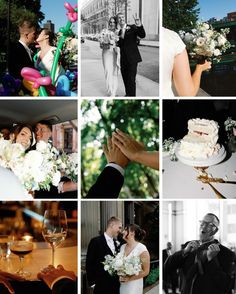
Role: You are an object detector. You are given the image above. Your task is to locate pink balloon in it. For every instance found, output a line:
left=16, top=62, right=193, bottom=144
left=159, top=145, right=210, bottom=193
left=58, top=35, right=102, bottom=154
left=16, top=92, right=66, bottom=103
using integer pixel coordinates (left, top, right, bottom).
left=21, top=67, right=52, bottom=89
left=64, top=2, right=78, bottom=22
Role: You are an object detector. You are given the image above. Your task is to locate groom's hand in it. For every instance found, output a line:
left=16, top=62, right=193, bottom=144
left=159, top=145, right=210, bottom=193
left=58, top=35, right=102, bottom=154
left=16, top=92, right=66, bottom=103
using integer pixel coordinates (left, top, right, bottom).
left=133, top=13, right=142, bottom=26
left=103, top=136, right=129, bottom=168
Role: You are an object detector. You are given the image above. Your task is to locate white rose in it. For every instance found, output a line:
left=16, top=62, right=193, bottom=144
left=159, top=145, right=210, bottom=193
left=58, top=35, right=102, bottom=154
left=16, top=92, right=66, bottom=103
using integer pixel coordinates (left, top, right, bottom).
left=24, top=151, right=44, bottom=168
left=202, top=23, right=210, bottom=30
left=196, top=37, right=206, bottom=47
left=36, top=141, right=48, bottom=152
left=217, top=35, right=226, bottom=46
left=114, top=259, right=123, bottom=268
left=104, top=265, right=110, bottom=271
left=213, top=49, right=221, bottom=56
left=52, top=171, right=61, bottom=186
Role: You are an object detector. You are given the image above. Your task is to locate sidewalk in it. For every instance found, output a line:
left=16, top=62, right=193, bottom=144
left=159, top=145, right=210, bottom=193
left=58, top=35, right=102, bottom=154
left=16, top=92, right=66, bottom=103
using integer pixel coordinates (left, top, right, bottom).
left=140, top=40, right=159, bottom=48
left=145, top=284, right=159, bottom=294
left=81, top=59, right=159, bottom=97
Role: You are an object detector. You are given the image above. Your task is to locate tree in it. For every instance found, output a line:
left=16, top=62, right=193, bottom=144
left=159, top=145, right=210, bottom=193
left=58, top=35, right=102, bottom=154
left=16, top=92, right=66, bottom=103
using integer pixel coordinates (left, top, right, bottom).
left=81, top=100, right=159, bottom=198
left=0, top=0, right=44, bottom=54
left=163, top=0, right=200, bottom=32
left=105, top=0, right=130, bottom=21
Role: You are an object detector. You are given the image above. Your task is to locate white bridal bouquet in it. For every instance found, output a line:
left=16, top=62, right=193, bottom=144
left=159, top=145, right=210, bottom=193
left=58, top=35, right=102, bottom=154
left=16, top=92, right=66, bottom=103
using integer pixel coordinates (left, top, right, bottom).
left=56, top=151, right=78, bottom=182
left=98, top=29, right=119, bottom=50
left=179, top=22, right=231, bottom=62
left=103, top=252, right=142, bottom=277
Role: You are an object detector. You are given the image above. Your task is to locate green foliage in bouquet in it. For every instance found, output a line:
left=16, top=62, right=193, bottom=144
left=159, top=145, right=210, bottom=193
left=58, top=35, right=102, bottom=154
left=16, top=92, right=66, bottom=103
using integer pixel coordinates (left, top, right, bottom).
left=179, top=22, right=231, bottom=63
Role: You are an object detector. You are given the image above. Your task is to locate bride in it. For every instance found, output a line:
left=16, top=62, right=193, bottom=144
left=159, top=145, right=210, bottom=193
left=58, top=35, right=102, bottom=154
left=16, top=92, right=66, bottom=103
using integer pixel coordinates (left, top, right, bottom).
left=119, top=224, right=150, bottom=294
left=162, top=27, right=211, bottom=97
left=100, top=16, right=120, bottom=97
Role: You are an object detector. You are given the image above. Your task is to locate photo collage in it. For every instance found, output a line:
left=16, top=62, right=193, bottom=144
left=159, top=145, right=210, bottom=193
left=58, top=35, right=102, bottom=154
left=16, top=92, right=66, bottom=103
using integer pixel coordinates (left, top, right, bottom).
left=0, top=0, right=236, bottom=293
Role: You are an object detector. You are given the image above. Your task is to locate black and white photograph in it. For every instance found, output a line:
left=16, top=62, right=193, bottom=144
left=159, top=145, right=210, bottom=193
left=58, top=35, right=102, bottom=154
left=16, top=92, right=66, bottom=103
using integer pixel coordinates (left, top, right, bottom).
left=162, top=200, right=236, bottom=294
left=81, top=0, right=159, bottom=97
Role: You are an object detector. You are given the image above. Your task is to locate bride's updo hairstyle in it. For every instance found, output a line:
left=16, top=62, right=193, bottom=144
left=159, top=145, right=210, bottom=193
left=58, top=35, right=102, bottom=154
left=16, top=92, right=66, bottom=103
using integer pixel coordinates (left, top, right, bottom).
left=126, top=224, right=146, bottom=242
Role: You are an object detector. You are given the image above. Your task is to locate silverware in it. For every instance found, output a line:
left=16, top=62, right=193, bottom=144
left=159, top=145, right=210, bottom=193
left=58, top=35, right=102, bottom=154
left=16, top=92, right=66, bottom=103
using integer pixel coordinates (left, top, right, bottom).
left=197, top=175, right=236, bottom=185
left=206, top=182, right=226, bottom=199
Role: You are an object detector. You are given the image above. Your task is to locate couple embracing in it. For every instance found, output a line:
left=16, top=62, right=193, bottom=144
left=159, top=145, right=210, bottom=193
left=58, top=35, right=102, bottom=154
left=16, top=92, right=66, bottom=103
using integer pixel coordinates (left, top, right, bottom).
left=86, top=216, right=150, bottom=294
left=100, top=12, right=146, bottom=97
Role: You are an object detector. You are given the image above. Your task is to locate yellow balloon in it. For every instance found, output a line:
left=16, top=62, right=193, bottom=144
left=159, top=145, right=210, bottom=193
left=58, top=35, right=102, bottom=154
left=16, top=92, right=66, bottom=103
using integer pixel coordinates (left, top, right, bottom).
left=22, top=79, right=39, bottom=96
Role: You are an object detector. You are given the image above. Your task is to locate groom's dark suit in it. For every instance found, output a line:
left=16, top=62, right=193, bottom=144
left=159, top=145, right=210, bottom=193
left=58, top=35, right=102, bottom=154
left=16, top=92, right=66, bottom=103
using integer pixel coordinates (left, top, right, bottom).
left=118, top=24, right=146, bottom=96
left=86, top=234, right=120, bottom=294
left=164, top=239, right=235, bottom=294
left=9, top=41, right=34, bottom=80
left=86, top=166, right=124, bottom=198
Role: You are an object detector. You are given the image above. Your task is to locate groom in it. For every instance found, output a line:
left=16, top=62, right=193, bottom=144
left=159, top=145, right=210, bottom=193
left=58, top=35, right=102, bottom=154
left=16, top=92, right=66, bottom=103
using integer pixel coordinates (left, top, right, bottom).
left=117, top=12, right=146, bottom=97
left=86, top=216, right=122, bottom=294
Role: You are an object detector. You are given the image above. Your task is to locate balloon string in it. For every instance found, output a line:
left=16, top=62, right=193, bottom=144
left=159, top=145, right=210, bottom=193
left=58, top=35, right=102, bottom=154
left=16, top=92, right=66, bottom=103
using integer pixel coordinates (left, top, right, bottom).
left=50, top=21, right=72, bottom=85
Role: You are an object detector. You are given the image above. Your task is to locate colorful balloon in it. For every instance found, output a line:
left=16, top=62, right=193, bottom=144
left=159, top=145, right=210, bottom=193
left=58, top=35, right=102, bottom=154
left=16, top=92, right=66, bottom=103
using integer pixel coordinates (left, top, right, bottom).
left=50, top=2, right=78, bottom=85
left=21, top=67, right=51, bottom=96
left=64, top=2, right=78, bottom=22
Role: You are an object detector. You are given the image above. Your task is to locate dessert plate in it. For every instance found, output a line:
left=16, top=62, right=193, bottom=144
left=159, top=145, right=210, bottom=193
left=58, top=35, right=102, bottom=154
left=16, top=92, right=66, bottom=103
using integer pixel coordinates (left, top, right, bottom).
left=175, top=144, right=226, bottom=167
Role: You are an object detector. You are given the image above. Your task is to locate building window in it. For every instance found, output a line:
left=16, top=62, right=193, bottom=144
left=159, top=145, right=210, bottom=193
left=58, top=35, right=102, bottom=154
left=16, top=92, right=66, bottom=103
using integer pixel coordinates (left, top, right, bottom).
left=64, top=128, right=73, bottom=153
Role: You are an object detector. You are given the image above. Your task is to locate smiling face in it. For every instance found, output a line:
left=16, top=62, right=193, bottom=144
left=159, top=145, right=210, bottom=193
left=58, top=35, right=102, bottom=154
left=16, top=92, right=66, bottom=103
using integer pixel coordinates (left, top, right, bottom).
left=199, top=214, right=219, bottom=242
left=16, top=127, right=32, bottom=149
left=109, top=17, right=116, bottom=30
left=122, top=227, right=135, bottom=241
left=117, top=13, right=125, bottom=27
left=35, top=123, right=52, bottom=143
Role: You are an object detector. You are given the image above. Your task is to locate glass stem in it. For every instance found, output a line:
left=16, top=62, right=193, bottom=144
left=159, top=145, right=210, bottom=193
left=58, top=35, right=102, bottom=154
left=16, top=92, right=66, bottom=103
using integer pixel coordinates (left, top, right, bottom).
left=19, top=256, right=24, bottom=273
left=51, top=246, right=55, bottom=266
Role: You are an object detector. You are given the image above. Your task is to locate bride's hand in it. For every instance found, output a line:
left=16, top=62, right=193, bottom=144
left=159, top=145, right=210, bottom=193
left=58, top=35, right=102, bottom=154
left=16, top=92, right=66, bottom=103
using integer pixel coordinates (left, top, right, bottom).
left=119, top=275, right=130, bottom=283
left=196, top=60, right=211, bottom=72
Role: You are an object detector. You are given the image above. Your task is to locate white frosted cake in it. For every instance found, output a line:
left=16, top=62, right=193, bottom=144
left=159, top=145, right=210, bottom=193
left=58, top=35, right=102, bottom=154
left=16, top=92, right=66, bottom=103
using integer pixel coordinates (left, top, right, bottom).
left=179, top=118, right=220, bottom=159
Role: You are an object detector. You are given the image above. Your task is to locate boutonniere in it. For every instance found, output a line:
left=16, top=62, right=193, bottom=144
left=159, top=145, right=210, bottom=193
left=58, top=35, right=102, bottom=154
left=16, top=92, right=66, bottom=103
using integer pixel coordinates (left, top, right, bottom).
left=126, top=26, right=131, bottom=31
left=115, top=240, right=120, bottom=247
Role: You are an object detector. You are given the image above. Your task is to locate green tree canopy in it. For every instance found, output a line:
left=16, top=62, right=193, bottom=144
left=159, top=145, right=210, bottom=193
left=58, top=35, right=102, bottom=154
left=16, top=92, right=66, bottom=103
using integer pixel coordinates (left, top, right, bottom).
left=81, top=99, right=159, bottom=198
left=163, top=0, right=200, bottom=32
left=0, top=0, right=44, bottom=51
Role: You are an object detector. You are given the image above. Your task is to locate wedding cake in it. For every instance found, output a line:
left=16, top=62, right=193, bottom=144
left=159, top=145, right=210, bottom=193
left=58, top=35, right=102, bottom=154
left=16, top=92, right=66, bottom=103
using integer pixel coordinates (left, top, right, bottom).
left=179, top=118, right=220, bottom=159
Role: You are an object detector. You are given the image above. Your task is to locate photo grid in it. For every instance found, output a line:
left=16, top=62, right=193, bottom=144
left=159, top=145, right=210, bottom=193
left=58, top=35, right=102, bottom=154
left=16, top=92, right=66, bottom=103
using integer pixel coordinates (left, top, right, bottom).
left=0, top=0, right=236, bottom=294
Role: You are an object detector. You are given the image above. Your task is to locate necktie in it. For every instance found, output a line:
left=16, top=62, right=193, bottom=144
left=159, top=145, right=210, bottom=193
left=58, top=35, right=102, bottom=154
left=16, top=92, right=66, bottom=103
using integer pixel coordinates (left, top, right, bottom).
left=113, top=239, right=119, bottom=253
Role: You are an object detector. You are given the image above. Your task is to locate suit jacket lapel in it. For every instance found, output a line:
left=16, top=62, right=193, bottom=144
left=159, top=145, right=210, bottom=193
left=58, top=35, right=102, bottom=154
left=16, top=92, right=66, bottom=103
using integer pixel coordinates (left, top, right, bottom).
left=101, top=234, right=114, bottom=256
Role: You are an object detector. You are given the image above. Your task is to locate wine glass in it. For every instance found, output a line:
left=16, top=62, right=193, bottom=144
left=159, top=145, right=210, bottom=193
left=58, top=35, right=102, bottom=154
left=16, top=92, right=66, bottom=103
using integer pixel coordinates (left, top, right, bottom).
left=10, top=240, right=33, bottom=278
left=42, top=210, right=67, bottom=266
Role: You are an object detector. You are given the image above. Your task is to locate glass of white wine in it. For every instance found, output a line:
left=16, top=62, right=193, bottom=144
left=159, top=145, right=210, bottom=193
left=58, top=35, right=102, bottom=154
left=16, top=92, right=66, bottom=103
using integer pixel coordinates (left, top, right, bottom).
left=10, top=240, right=33, bottom=278
left=42, top=210, right=67, bottom=266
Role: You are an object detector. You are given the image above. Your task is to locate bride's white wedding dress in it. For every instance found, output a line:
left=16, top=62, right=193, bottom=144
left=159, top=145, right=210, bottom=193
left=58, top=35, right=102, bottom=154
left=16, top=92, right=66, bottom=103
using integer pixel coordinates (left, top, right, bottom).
left=102, top=32, right=120, bottom=96
left=119, top=242, right=148, bottom=294
left=162, top=27, right=186, bottom=97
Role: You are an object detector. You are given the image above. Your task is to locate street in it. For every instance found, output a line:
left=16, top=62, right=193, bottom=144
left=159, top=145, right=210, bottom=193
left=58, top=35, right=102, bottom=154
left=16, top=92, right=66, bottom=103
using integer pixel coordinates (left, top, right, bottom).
left=81, top=39, right=159, bottom=97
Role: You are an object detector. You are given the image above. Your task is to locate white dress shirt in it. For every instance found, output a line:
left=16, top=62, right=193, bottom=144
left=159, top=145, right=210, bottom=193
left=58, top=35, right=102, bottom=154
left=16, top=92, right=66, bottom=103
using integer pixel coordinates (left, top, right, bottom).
left=104, top=232, right=115, bottom=254
left=19, top=40, right=33, bottom=61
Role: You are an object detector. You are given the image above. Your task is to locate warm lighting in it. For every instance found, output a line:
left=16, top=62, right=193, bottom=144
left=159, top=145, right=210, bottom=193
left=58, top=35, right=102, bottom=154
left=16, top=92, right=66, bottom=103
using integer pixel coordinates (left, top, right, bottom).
left=22, top=235, right=33, bottom=242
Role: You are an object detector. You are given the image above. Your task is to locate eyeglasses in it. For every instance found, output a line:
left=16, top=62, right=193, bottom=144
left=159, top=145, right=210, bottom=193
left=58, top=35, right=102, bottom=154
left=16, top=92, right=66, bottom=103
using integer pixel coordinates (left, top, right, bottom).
left=199, top=220, right=217, bottom=229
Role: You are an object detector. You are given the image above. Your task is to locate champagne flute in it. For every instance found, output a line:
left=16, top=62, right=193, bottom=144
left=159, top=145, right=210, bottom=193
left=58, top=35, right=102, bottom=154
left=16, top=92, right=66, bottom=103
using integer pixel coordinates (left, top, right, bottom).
left=10, top=240, right=33, bottom=278
left=42, top=210, right=67, bottom=266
